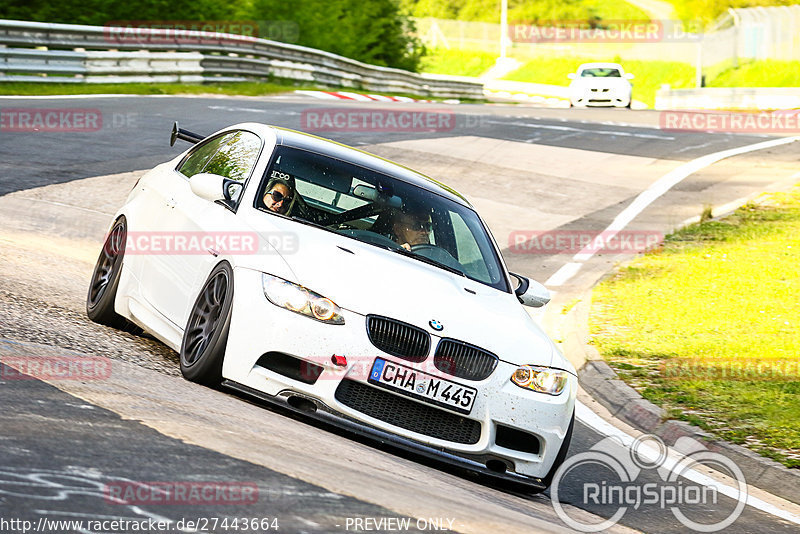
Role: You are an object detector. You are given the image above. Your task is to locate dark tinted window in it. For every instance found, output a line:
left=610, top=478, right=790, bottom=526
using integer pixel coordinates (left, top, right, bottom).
left=203, top=131, right=262, bottom=182
left=257, top=146, right=508, bottom=291
left=178, top=133, right=232, bottom=178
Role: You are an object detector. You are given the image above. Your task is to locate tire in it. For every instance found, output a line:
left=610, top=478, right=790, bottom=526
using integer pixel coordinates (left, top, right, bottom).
left=539, top=410, right=576, bottom=490
left=87, top=216, right=128, bottom=328
left=179, top=261, right=234, bottom=386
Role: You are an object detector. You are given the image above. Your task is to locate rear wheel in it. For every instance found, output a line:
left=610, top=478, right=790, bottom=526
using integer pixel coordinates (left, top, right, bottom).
left=87, top=216, right=128, bottom=328
left=180, top=262, right=234, bottom=386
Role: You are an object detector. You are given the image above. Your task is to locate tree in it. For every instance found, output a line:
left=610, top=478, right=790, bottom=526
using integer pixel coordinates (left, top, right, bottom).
left=250, top=0, right=424, bottom=71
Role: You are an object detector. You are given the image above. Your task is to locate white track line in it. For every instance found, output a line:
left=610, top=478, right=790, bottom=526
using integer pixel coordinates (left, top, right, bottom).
left=545, top=262, right=582, bottom=287
left=576, top=400, right=800, bottom=525
left=547, top=135, right=800, bottom=286
left=487, top=120, right=676, bottom=140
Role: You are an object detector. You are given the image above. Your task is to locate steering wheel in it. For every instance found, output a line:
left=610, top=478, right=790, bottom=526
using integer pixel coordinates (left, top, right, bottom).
left=409, top=244, right=463, bottom=271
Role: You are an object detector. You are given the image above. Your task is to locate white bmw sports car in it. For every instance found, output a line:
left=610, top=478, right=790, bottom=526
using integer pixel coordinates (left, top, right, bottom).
left=87, top=122, right=577, bottom=491
left=568, top=62, right=634, bottom=108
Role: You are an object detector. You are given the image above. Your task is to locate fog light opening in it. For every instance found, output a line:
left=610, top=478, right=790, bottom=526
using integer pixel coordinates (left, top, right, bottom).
left=486, top=459, right=507, bottom=474
left=287, top=396, right=317, bottom=413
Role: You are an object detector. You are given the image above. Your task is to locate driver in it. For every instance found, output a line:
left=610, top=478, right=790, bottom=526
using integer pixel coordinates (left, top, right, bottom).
left=262, top=172, right=297, bottom=215
left=391, top=209, right=432, bottom=251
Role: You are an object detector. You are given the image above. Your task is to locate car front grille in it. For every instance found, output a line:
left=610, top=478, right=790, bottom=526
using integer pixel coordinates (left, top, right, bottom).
left=334, top=379, right=481, bottom=445
left=366, top=315, right=430, bottom=363
left=434, top=339, right=498, bottom=381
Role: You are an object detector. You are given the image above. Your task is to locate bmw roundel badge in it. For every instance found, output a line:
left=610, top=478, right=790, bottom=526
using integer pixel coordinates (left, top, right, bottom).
left=429, top=319, right=444, bottom=331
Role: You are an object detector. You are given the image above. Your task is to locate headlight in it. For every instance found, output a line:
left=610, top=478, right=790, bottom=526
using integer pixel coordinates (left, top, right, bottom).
left=511, top=365, right=568, bottom=395
left=262, top=274, right=344, bottom=325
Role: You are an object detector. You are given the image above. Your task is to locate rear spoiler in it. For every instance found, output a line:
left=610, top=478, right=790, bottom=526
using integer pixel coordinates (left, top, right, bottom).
left=170, top=121, right=204, bottom=146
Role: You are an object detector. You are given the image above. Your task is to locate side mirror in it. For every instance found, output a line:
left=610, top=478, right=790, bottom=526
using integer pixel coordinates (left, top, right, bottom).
left=510, top=272, right=551, bottom=308
left=625, top=73, right=634, bottom=80
left=189, top=172, right=241, bottom=203
left=567, top=73, right=577, bottom=80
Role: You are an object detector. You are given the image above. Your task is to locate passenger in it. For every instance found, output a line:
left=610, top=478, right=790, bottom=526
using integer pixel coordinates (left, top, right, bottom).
left=390, top=209, right=433, bottom=251
left=263, top=174, right=296, bottom=215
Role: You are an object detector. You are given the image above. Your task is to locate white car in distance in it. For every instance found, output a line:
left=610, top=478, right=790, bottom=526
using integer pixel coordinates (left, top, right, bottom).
left=86, top=122, right=578, bottom=493
left=568, top=62, right=634, bottom=108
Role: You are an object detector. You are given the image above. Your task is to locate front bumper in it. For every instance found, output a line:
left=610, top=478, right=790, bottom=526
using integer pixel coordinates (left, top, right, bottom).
left=571, top=88, right=631, bottom=107
left=223, top=267, right=576, bottom=480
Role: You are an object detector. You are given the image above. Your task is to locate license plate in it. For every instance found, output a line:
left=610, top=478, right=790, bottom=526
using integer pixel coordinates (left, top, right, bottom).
left=368, top=358, right=477, bottom=415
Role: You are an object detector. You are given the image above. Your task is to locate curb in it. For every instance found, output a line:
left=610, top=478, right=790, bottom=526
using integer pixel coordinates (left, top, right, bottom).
left=570, top=287, right=800, bottom=506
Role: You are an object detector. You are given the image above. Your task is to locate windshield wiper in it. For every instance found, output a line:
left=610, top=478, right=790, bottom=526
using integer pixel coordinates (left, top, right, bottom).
left=391, top=247, right=466, bottom=277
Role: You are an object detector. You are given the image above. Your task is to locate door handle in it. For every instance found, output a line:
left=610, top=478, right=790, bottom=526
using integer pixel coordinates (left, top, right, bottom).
left=166, top=198, right=177, bottom=209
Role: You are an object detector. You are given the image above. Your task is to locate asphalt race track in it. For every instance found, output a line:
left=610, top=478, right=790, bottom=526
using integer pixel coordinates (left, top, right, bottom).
left=1, top=94, right=799, bottom=533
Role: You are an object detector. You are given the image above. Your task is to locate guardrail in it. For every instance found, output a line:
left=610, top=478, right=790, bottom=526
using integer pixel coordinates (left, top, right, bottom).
left=656, top=86, right=800, bottom=110
left=0, top=19, right=484, bottom=99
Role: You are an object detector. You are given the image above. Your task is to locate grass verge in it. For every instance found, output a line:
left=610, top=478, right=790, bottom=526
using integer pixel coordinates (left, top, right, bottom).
left=707, top=59, right=800, bottom=88
left=0, top=81, right=308, bottom=97
left=590, top=187, right=800, bottom=468
left=0, top=80, right=483, bottom=103
left=419, top=48, right=498, bottom=77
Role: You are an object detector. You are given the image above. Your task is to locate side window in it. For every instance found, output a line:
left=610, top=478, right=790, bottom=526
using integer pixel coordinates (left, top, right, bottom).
left=178, top=133, right=233, bottom=178
left=450, top=212, right=490, bottom=281
left=203, top=131, right=262, bottom=182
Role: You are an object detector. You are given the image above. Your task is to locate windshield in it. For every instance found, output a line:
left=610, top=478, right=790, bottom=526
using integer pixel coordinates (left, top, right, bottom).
left=256, top=146, right=509, bottom=292
left=580, top=68, right=622, bottom=77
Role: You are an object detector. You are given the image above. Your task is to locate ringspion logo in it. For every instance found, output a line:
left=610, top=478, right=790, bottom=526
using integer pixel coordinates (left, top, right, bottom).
left=551, top=434, right=747, bottom=532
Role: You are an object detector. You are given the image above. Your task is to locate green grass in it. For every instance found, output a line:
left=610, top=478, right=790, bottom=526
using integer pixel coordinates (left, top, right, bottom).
left=707, top=59, right=800, bottom=88
left=502, top=56, right=695, bottom=107
left=406, top=0, right=651, bottom=23
left=419, top=48, right=498, bottom=77
left=662, top=0, right=798, bottom=27
left=0, top=81, right=309, bottom=97
left=580, top=0, right=652, bottom=21
left=591, top=188, right=800, bottom=468
left=0, top=80, right=482, bottom=103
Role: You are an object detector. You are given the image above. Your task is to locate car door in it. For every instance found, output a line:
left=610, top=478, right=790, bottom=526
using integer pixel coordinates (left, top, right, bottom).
left=140, top=130, right=262, bottom=328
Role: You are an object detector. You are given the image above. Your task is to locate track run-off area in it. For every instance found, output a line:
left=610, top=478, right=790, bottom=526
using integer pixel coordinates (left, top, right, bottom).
left=1, top=94, right=799, bottom=533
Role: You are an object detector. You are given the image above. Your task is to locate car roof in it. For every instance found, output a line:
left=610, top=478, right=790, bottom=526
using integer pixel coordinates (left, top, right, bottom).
left=236, top=124, right=472, bottom=208
left=577, top=62, right=625, bottom=71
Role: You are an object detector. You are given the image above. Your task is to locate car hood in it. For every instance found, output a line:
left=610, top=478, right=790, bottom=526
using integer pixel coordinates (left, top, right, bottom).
left=571, top=78, right=630, bottom=89
left=260, top=221, right=564, bottom=370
